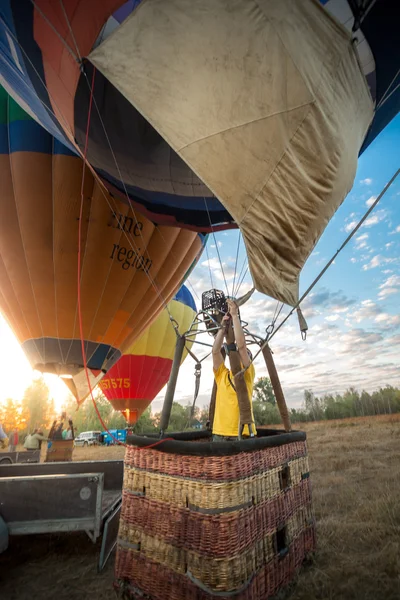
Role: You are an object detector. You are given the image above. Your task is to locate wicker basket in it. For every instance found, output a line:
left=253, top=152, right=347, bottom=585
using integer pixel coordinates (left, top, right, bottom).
left=115, top=429, right=315, bottom=599
left=45, top=440, right=74, bottom=462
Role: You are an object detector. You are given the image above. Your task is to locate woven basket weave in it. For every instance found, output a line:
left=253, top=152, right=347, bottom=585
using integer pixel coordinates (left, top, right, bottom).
left=115, top=429, right=315, bottom=599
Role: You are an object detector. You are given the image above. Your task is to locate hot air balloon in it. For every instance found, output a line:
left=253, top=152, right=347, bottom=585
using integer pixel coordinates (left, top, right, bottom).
left=99, top=284, right=196, bottom=424
left=0, top=2, right=398, bottom=303
left=0, top=85, right=206, bottom=402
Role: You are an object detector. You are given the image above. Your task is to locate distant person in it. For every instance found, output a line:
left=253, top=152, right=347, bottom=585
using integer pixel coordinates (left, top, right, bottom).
left=8, top=429, right=19, bottom=452
left=65, top=427, right=73, bottom=440
left=24, top=429, right=48, bottom=451
left=212, top=298, right=256, bottom=441
left=0, top=423, right=9, bottom=450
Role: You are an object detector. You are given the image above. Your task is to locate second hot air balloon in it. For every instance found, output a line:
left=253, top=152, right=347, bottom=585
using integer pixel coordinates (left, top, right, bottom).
left=99, top=285, right=197, bottom=424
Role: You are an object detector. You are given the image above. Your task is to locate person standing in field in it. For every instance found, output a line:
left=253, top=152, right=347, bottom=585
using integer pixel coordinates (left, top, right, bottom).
left=212, top=298, right=256, bottom=441
left=8, top=429, right=19, bottom=452
left=0, top=422, right=9, bottom=450
left=24, top=429, right=48, bottom=451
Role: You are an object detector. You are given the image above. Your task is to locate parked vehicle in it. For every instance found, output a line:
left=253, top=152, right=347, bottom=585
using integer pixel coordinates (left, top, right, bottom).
left=101, top=429, right=129, bottom=446
left=74, top=431, right=102, bottom=447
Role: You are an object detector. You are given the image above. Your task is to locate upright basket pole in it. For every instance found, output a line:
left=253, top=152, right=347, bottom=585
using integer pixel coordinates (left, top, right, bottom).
left=225, top=321, right=254, bottom=437
left=261, top=344, right=291, bottom=432
left=159, top=334, right=186, bottom=434
left=208, top=347, right=226, bottom=430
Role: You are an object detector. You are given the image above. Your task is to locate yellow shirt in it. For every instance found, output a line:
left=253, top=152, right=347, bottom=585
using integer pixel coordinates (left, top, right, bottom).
left=212, top=362, right=255, bottom=437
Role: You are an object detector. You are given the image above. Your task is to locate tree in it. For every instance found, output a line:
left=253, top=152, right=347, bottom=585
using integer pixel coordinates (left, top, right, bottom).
left=252, top=400, right=281, bottom=426
left=254, top=377, right=276, bottom=405
left=131, top=407, right=157, bottom=434
left=63, top=392, right=127, bottom=434
left=22, top=377, right=54, bottom=432
left=0, top=398, right=29, bottom=433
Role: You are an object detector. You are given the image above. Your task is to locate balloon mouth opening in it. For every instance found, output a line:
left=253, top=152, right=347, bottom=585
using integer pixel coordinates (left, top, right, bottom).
left=121, top=409, right=139, bottom=425
left=33, top=363, right=84, bottom=377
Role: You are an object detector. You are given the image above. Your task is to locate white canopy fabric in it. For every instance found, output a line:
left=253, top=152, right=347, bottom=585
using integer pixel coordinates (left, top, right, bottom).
left=90, top=0, right=373, bottom=305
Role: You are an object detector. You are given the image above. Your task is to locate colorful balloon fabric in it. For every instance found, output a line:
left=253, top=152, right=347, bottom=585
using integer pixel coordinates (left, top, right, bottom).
left=0, top=86, right=206, bottom=402
left=99, top=285, right=197, bottom=424
left=0, top=1, right=397, bottom=229
left=0, top=1, right=398, bottom=306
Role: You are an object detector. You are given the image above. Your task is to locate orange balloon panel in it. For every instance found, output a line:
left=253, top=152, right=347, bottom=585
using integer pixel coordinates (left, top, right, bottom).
left=99, top=285, right=197, bottom=423
left=0, top=88, right=206, bottom=401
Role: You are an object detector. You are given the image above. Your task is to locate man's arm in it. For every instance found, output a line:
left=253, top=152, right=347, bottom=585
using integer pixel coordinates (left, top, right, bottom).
left=212, top=315, right=230, bottom=371
left=227, top=299, right=251, bottom=368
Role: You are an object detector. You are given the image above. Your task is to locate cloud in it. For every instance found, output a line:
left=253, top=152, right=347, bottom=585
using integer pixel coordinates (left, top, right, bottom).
left=350, top=257, right=357, bottom=263
left=344, top=220, right=358, bottom=233
left=377, top=274, right=400, bottom=299
left=362, top=254, right=397, bottom=271
left=325, top=315, right=340, bottom=322
left=365, top=195, right=377, bottom=207
left=374, top=313, right=400, bottom=328
left=379, top=274, right=400, bottom=288
left=355, top=233, right=369, bottom=250
left=356, top=234, right=368, bottom=242
left=389, top=225, right=400, bottom=235
left=385, top=242, right=394, bottom=249
left=349, top=299, right=382, bottom=323
left=378, top=287, right=399, bottom=299
left=360, top=178, right=373, bottom=185
left=201, top=257, right=235, bottom=282
left=344, top=208, right=386, bottom=232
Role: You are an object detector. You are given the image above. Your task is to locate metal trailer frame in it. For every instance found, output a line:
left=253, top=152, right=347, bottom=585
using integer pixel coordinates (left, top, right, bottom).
left=0, top=460, right=123, bottom=570
left=0, top=450, right=41, bottom=465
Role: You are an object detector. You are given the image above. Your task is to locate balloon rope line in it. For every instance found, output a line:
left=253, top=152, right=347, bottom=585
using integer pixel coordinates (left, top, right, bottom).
left=77, top=68, right=124, bottom=446
left=30, top=0, right=78, bottom=61
left=247, top=167, right=400, bottom=369
left=231, top=230, right=241, bottom=297
left=203, top=198, right=229, bottom=296
left=79, top=71, right=173, bottom=320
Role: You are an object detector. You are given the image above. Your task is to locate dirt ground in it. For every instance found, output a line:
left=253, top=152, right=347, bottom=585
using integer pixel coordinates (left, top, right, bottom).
left=0, top=415, right=399, bottom=599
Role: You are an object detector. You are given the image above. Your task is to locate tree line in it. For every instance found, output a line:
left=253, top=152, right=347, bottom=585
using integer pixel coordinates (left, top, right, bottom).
left=1, top=375, right=400, bottom=438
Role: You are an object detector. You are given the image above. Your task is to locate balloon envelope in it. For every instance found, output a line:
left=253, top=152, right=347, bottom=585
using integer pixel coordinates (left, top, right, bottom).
left=0, top=1, right=398, bottom=303
left=0, top=86, right=205, bottom=402
left=99, top=285, right=197, bottom=424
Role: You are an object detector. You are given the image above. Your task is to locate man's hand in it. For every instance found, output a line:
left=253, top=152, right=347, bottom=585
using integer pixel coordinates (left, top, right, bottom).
left=227, top=298, right=239, bottom=317
left=227, top=298, right=250, bottom=368
left=221, top=313, right=231, bottom=334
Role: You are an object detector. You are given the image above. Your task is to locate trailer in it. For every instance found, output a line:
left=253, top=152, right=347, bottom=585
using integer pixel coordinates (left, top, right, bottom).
left=0, top=460, right=123, bottom=570
left=0, top=449, right=40, bottom=465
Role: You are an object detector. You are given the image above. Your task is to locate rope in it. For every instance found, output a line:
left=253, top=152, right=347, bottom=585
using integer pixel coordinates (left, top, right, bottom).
left=233, top=256, right=248, bottom=297
left=30, top=0, right=79, bottom=62
left=234, top=265, right=249, bottom=297
left=203, top=198, right=229, bottom=296
left=205, top=244, right=215, bottom=289
left=248, top=167, right=400, bottom=367
left=58, top=0, right=83, bottom=62
left=77, top=68, right=123, bottom=446
left=187, top=279, right=200, bottom=302
left=231, top=230, right=241, bottom=296
left=80, top=69, right=173, bottom=319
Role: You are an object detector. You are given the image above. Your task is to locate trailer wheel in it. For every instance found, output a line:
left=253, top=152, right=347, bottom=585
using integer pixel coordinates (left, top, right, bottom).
left=0, top=457, right=12, bottom=464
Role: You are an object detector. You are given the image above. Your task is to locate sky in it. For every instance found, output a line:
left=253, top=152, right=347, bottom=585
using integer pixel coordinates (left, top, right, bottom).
left=0, top=114, right=399, bottom=415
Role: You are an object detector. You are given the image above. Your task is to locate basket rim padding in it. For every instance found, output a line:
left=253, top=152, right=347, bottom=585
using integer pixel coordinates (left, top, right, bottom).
left=126, top=428, right=306, bottom=456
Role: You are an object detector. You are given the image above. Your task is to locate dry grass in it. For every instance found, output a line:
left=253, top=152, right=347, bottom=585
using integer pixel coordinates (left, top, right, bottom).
left=1, top=416, right=399, bottom=599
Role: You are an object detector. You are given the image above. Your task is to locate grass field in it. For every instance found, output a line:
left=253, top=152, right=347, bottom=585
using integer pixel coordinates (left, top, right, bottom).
left=0, top=415, right=399, bottom=599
